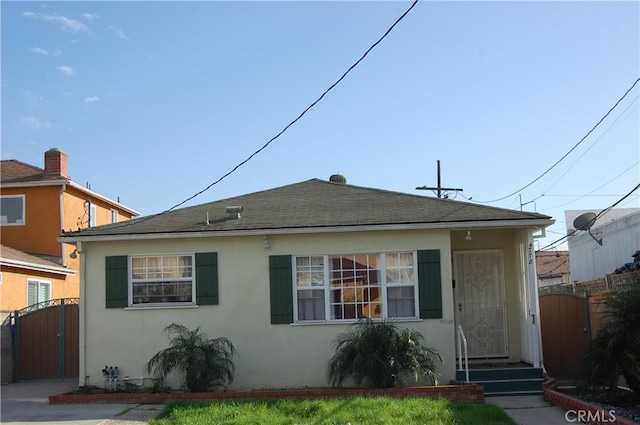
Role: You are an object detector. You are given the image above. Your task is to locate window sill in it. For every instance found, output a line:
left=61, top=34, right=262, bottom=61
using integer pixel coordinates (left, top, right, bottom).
left=124, top=304, right=199, bottom=311
left=291, top=317, right=423, bottom=326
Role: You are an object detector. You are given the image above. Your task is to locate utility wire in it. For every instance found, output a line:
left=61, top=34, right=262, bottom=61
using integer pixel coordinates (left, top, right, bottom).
left=540, top=161, right=639, bottom=211
left=471, top=77, right=640, bottom=204
left=538, top=181, right=640, bottom=251
left=113, top=0, right=420, bottom=229
left=539, top=95, right=639, bottom=195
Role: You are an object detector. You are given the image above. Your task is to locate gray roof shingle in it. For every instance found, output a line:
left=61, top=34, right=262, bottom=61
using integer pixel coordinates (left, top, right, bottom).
left=62, top=179, right=552, bottom=239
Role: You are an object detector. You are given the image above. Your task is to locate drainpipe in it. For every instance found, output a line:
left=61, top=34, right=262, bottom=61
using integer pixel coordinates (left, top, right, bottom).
left=59, top=183, right=67, bottom=266
left=527, top=229, right=544, bottom=370
left=77, top=241, right=86, bottom=387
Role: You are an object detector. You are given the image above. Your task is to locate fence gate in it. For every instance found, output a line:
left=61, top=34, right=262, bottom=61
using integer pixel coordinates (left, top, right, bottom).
left=11, top=298, right=79, bottom=380
left=539, top=289, right=590, bottom=380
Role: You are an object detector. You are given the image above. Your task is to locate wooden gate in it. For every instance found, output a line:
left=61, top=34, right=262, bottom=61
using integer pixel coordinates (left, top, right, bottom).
left=539, top=290, right=589, bottom=380
left=12, top=298, right=79, bottom=380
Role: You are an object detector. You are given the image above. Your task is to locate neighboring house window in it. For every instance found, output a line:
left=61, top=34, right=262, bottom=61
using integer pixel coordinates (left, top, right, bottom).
left=27, top=279, right=51, bottom=307
left=89, top=203, right=97, bottom=227
left=131, top=255, right=194, bottom=305
left=105, top=252, right=218, bottom=308
left=1, top=195, right=25, bottom=225
left=294, top=252, right=418, bottom=322
left=270, top=250, right=442, bottom=324
left=111, top=209, right=118, bottom=223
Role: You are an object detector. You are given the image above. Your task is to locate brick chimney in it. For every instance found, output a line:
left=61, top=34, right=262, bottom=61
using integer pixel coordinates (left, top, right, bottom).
left=44, top=148, right=69, bottom=178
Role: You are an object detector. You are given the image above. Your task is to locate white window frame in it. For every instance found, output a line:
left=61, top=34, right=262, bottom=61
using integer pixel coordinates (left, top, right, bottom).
left=111, top=209, right=119, bottom=223
left=1, top=195, right=26, bottom=226
left=293, top=251, right=419, bottom=323
left=129, top=254, right=196, bottom=307
left=89, top=203, right=97, bottom=227
left=27, top=278, right=51, bottom=307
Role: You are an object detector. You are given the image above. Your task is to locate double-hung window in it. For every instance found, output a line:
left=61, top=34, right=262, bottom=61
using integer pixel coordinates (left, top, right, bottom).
left=131, top=255, right=194, bottom=305
left=294, top=252, right=418, bottom=322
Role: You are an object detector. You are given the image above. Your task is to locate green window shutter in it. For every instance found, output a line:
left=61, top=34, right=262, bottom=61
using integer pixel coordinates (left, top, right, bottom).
left=105, top=256, right=128, bottom=308
left=196, top=252, right=218, bottom=305
left=418, top=249, right=443, bottom=319
left=269, top=255, right=293, bottom=324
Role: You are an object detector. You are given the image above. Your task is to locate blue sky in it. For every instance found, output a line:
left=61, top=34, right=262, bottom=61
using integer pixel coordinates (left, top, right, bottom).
left=2, top=1, right=639, bottom=251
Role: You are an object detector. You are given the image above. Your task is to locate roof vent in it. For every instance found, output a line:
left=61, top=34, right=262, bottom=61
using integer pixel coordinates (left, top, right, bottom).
left=226, top=206, right=243, bottom=219
left=329, top=173, right=346, bottom=184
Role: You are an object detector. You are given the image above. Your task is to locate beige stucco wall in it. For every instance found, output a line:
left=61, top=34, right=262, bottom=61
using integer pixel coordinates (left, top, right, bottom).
left=80, top=229, right=458, bottom=390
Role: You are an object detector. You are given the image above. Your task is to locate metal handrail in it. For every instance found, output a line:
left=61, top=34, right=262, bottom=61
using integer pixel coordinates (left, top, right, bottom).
left=457, top=325, right=469, bottom=382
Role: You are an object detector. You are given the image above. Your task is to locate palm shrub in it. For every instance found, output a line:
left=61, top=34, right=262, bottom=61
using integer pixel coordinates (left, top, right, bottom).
left=145, top=323, right=238, bottom=392
left=581, top=281, right=640, bottom=398
left=327, top=318, right=442, bottom=388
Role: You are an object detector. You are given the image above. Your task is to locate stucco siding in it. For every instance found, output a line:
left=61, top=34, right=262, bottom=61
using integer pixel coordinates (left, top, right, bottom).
left=1, top=185, right=62, bottom=256
left=80, top=229, right=457, bottom=390
left=0, top=266, right=75, bottom=313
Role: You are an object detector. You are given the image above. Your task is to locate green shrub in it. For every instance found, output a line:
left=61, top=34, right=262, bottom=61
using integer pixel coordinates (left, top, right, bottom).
left=326, top=318, right=442, bottom=388
left=145, top=323, right=238, bottom=392
left=581, top=281, right=640, bottom=398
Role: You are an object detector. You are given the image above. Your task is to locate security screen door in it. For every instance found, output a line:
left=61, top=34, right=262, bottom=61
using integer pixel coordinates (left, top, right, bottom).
left=454, top=250, right=508, bottom=358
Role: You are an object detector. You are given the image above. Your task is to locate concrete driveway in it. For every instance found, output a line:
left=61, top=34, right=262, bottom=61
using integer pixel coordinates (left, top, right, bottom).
left=0, top=380, right=161, bottom=425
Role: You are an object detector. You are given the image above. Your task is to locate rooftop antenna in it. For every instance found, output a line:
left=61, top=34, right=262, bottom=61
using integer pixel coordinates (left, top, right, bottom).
left=573, top=212, right=602, bottom=246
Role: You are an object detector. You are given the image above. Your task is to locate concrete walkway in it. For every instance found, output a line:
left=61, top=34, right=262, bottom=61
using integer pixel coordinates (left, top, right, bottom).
left=0, top=380, right=162, bottom=425
left=488, top=395, right=571, bottom=425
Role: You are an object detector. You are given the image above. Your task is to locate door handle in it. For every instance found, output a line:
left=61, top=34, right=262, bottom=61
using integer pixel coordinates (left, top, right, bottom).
left=458, top=303, right=463, bottom=312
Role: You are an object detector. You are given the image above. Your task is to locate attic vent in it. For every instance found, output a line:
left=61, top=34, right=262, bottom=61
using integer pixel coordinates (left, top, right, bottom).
left=226, top=206, right=243, bottom=219
left=329, top=173, right=346, bottom=184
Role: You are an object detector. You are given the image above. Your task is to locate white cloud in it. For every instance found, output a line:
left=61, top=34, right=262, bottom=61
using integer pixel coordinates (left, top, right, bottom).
left=24, top=12, right=91, bottom=35
left=23, top=91, right=44, bottom=106
left=83, top=96, right=100, bottom=104
left=29, top=47, right=62, bottom=56
left=30, top=47, right=49, bottom=55
left=108, top=25, right=128, bottom=40
left=57, top=65, right=74, bottom=76
left=21, top=117, right=54, bottom=131
left=80, top=13, right=99, bottom=21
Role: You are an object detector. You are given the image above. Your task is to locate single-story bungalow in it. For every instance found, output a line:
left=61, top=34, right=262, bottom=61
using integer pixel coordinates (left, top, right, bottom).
left=60, top=177, right=553, bottom=391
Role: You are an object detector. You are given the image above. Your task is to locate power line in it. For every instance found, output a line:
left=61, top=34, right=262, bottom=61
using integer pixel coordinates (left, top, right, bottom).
left=112, top=0, right=420, bottom=229
left=538, top=181, right=640, bottom=251
left=539, top=95, right=639, bottom=195
left=471, top=77, right=640, bottom=204
left=540, top=161, right=639, bottom=211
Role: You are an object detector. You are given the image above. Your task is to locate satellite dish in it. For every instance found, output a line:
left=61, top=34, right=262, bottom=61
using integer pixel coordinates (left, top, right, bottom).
left=572, top=212, right=602, bottom=246
left=573, top=212, right=596, bottom=231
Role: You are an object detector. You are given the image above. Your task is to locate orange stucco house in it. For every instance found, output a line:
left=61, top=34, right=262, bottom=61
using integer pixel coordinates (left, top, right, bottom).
left=0, top=149, right=140, bottom=318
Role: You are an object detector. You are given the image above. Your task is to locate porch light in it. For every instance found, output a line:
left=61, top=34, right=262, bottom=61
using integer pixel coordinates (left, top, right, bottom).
left=465, top=230, right=472, bottom=241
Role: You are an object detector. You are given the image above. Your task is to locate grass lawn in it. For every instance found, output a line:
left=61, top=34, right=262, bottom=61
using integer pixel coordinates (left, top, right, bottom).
left=149, top=396, right=516, bottom=425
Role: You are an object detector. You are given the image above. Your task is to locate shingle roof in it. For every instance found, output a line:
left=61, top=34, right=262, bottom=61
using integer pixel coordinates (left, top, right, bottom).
left=0, top=160, right=66, bottom=183
left=63, top=179, right=552, bottom=240
left=536, top=251, right=570, bottom=276
left=0, top=244, right=66, bottom=270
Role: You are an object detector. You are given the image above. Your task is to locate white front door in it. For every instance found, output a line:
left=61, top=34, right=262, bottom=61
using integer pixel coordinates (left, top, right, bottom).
left=454, top=250, right=508, bottom=358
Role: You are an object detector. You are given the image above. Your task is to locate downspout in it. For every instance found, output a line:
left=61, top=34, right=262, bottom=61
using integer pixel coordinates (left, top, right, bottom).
left=59, top=183, right=67, bottom=266
left=527, top=229, right=544, bottom=370
left=77, top=241, right=86, bottom=387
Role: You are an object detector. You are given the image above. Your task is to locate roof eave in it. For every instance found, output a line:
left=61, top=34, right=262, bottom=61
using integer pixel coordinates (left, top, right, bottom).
left=59, top=218, right=555, bottom=243
left=1, top=180, right=141, bottom=216
left=0, top=259, right=77, bottom=276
